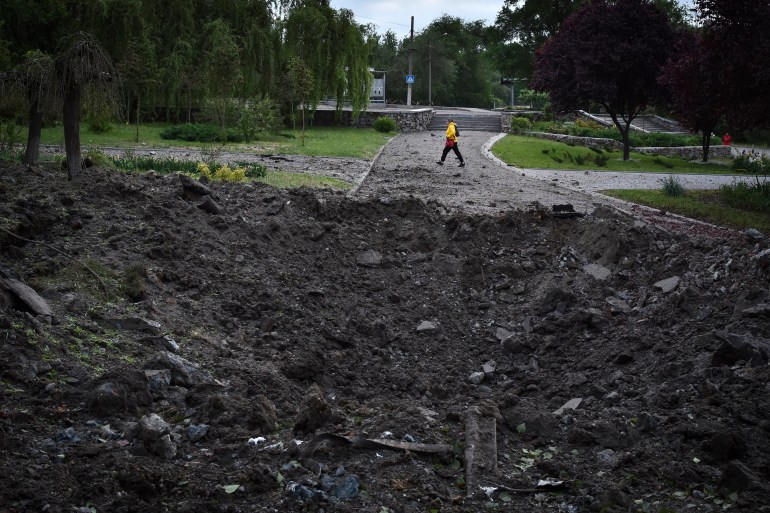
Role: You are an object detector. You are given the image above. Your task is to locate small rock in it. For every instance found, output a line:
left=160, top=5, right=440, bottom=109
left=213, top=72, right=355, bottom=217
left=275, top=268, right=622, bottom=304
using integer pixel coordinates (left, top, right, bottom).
left=331, top=475, right=360, bottom=500
left=356, top=250, right=383, bottom=267
left=139, top=413, right=170, bottom=444
left=653, top=276, right=680, bottom=294
left=186, top=424, right=209, bottom=442
left=197, top=195, right=222, bottom=214
left=583, top=263, right=612, bottom=281
left=744, top=228, right=765, bottom=241
left=718, top=460, right=760, bottom=493
left=553, top=398, right=582, bottom=416
left=416, top=320, right=437, bottom=332
left=468, top=371, right=485, bottom=384
left=596, top=448, right=621, bottom=468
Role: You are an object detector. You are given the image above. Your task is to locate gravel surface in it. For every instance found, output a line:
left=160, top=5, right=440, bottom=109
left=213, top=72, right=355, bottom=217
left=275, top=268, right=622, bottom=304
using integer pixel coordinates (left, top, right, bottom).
left=352, top=130, right=609, bottom=215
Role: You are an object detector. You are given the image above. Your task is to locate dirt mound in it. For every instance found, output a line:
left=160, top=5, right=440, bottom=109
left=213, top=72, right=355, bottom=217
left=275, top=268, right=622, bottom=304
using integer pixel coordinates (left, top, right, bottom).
left=1, top=161, right=770, bottom=513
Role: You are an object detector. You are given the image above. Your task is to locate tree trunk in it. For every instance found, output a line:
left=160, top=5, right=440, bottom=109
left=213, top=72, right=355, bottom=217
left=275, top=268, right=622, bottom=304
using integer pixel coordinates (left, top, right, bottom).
left=135, top=92, right=141, bottom=143
left=608, top=112, right=632, bottom=161
left=63, top=84, right=82, bottom=180
left=621, top=125, right=630, bottom=161
left=701, top=131, right=710, bottom=163
left=23, top=101, right=42, bottom=166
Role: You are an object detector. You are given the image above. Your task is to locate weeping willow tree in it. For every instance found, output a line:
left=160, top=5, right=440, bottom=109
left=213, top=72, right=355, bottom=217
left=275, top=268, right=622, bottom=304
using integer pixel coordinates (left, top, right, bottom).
left=55, top=32, right=119, bottom=180
left=15, top=51, right=55, bottom=166
left=283, top=3, right=372, bottom=118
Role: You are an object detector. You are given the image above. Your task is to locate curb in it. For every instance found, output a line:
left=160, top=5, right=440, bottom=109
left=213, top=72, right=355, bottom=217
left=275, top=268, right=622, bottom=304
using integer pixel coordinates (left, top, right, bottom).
left=348, top=133, right=400, bottom=197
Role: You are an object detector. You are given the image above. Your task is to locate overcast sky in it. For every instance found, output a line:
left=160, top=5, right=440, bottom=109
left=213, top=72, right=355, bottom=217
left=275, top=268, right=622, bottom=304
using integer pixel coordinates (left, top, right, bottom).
left=328, top=0, right=696, bottom=38
left=329, top=0, right=503, bottom=38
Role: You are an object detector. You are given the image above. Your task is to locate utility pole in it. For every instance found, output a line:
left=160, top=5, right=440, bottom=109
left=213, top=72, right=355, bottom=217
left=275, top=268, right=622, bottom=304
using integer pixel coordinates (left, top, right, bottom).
left=407, top=16, right=414, bottom=106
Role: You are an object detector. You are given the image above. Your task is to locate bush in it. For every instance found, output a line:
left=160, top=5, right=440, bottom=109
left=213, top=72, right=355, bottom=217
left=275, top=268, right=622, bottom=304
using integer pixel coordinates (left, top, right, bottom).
left=160, top=124, right=243, bottom=143
left=112, top=152, right=195, bottom=175
left=122, top=264, right=147, bottom=301
left=510, top=116, right=532, bottom=135
left=0, top=117, right=22, bottom=153
left=575, top=118, right=602, bottom=130
left=86, top=113, right=114, bottom=134
left=83, top=148, right=113, bottom=167
left=195, top=161, right=265, bottom=182
left=234, top=161, right=268, bottom=178
left=237, top=96, right=283, bottom=141
left=732, top=150, right=770, bottom=175
left=373, top=116, right=397, bottom=133
left=720, top=180, right=770, bottom=213
left=660, top=174, right=686, bottom=197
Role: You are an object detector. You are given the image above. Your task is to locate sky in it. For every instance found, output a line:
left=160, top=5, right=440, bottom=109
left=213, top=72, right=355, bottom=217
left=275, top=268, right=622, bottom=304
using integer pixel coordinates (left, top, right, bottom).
left=329, top=0, right=503, bottom=38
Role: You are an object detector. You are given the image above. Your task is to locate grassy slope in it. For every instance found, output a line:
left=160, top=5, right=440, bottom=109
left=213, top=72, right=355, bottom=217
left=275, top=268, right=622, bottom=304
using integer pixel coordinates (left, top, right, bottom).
left=492, top=135, right=734, bottom=174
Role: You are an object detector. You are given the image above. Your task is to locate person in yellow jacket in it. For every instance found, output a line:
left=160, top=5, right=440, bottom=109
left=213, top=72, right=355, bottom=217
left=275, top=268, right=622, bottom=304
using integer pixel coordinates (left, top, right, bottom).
left=436, top=117, right=465, bottom=167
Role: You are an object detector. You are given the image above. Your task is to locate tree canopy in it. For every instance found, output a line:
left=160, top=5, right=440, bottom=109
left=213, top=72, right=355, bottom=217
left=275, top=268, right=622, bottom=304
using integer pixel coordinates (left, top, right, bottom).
left=696, top=0, right=770, bottom=131
left=659, top=30, right=723, bottom=162
left=0, top=0, right=376, bottom=125
left=532, top=0, right=674, bottom=159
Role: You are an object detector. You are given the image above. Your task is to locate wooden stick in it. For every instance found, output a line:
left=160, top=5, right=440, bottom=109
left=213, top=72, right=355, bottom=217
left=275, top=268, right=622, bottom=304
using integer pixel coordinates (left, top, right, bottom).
left=0, top=227, right=108, bottom=292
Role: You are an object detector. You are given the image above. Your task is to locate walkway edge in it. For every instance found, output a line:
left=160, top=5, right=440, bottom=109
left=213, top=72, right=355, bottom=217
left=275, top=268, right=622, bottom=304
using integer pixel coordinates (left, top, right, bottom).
left=348, top=133, right=400, bottom=197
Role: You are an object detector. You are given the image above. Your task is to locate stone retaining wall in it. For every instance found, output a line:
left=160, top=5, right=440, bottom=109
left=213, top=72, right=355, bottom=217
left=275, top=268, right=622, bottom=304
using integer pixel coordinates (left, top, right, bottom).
left=635, top=145, right=731, bottom=159
left=528, top=132, right=732, bottom=159
left=529, top=132, right=624, bottom=151
left=500, top=111, right=548, bottom=132
left=313, top=109, right=434, bottom=132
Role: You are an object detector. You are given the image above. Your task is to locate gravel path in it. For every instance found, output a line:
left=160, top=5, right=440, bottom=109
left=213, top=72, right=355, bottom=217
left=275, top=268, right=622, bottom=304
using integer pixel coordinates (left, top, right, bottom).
left=352, top=130, right=614, bottom=215
left=351, top=131, right=757, bottom=216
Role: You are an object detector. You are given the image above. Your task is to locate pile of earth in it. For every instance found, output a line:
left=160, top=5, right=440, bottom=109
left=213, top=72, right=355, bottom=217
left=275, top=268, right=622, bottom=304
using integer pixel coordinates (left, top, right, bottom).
left=1, top=161, right=770, bottom=513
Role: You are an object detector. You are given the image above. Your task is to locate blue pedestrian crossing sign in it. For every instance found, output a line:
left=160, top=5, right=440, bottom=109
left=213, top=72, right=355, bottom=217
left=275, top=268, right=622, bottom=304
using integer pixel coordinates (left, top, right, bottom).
left=406, top=75, right=415, bottom=84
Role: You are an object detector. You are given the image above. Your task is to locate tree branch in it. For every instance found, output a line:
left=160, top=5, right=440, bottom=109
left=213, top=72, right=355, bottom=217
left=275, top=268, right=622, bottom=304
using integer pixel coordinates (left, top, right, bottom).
left=0, top=227, right=109, bottom=292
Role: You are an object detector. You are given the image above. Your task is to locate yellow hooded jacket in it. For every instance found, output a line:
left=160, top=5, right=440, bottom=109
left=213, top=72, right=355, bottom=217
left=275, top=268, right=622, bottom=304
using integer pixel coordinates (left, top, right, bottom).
left=445, top=122, right=458, bottom=143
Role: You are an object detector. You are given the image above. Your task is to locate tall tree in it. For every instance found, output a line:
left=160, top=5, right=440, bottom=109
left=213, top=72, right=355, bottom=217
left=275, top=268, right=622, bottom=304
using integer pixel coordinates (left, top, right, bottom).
left=18, top=51, right=55, bottom=165
left=659, top=30, right=723, bottom=162
left=200, top=19, right=243, bottom=131
left=696, top=0, right=770, bottom=131
left=120, top=30, right=159, bottom=141
left=286, top=57, right=314, bottom=144
left=56, top=32, right=118, bottom=180
left=284, top=3, right=371, bottom=116
left=532, top=0, right=674, bottom=160
left=492, top=0, right=586, bottom=80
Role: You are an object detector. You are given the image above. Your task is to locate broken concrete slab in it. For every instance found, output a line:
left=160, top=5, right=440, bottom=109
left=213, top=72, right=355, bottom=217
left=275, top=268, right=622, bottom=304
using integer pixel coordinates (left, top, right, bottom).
left=0, top=277, right=54, bottom=319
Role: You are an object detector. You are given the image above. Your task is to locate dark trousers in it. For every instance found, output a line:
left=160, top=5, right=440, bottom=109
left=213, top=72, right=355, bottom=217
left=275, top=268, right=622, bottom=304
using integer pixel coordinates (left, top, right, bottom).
left=441, top=144, right=464, bottom=163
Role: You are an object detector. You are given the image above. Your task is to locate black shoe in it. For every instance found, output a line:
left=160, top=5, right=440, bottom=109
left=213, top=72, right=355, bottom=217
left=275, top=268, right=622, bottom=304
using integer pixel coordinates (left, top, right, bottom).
left=459, top=162, right=465, bottom=167
left=436, top=161, right=444, bottom=165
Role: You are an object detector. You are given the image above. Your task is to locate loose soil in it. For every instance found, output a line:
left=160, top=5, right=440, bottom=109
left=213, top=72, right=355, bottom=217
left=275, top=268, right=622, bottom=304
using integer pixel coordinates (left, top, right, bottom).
left=1, top=135, right=770, bottom=513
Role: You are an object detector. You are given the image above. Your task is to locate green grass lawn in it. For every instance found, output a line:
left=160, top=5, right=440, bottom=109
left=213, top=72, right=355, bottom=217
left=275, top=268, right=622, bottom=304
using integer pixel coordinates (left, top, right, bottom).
left=492, top=135, right=735, bottom=174
left=603, top=189, right=770, bottom=233
left=254, top=170, right=352, bottom=191
left=35, top=123, right=393, bottom=160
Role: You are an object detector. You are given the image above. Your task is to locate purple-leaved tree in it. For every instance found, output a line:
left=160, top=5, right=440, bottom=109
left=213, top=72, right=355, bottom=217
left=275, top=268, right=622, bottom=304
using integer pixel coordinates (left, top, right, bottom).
left=659, top=30, right=723, bottom=162
left=697, top=0, right=770, bottom=131
left=532, top=0, right=674, bottom=160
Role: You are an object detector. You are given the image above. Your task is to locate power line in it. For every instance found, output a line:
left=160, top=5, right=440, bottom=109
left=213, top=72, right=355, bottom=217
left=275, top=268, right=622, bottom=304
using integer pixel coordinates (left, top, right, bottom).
left=353, top=14, right=410, bottom=28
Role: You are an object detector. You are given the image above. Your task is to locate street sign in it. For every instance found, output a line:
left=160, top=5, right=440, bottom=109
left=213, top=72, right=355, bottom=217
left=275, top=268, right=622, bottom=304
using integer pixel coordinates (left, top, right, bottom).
left=501, top=77, right=515, bottom=85
left=406, top=75, right=415, bottom=84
